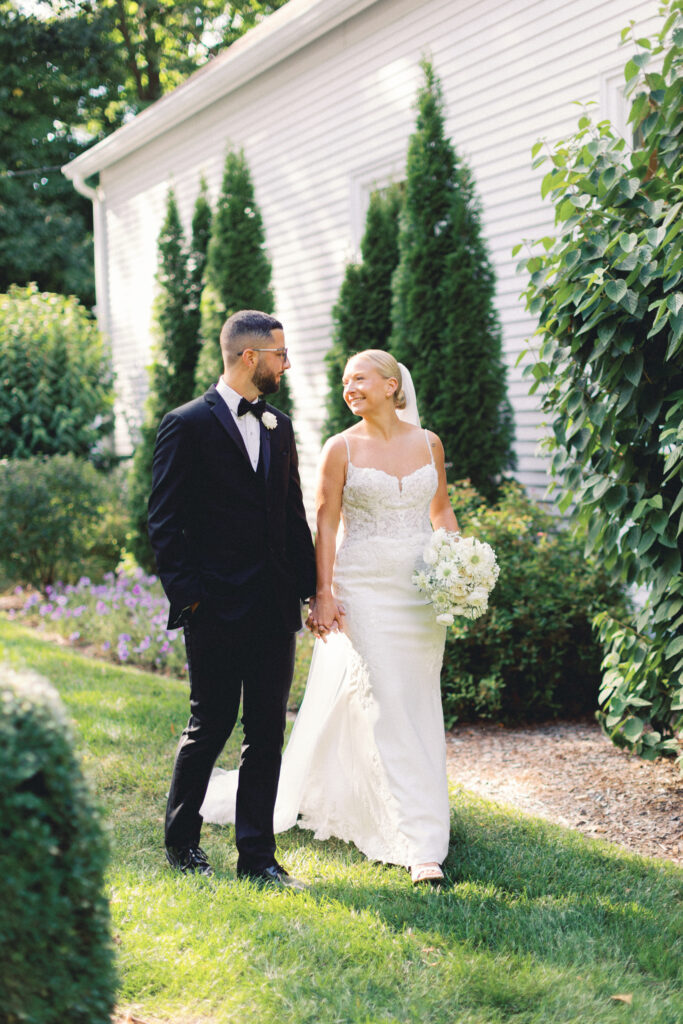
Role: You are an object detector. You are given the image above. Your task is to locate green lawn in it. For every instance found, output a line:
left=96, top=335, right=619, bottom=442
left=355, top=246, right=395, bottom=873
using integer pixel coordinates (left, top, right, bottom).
left=1, top=617, right=681, bottom=1024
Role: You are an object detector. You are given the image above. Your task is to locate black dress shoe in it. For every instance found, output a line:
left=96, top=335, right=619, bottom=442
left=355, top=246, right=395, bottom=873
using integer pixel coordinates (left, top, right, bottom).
left=239, top=863, right=307, bottom=891
left=165, top=845, right=213, bottom=876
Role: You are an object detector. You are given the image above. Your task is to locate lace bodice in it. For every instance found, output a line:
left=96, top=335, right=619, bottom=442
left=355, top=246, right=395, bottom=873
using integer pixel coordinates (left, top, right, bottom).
left=341, top=461, right=437, bottom=542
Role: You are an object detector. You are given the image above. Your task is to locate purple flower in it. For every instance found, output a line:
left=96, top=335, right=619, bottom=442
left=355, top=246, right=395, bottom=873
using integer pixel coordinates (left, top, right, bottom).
left=69, top=631, right=80, bottom=642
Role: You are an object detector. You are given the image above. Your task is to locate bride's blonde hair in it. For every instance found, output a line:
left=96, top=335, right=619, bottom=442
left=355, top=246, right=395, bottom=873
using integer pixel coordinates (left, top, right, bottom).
left=348, top=350, right=407, bottom=409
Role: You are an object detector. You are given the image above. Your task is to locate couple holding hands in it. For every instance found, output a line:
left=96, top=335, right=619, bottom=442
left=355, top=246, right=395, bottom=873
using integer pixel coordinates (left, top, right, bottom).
left=148, top=309, right=460, bottom=889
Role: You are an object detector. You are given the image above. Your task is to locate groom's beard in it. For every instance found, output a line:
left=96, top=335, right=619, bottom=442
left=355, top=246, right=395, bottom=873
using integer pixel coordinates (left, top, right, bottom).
left=253, top=362, right=280, bottom=396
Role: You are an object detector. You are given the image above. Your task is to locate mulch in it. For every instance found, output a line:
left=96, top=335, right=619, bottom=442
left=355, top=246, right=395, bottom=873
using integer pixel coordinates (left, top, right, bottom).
left=446, top=720, right=683, bottom=866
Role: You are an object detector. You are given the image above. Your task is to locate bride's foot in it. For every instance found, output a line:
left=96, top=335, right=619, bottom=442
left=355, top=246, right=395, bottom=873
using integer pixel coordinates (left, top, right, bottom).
left=410, top=863, right=444, bottom=886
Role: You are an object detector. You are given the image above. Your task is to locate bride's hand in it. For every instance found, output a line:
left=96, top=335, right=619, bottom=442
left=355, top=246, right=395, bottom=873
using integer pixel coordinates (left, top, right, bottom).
left=308, top=594, right=345, bottom=641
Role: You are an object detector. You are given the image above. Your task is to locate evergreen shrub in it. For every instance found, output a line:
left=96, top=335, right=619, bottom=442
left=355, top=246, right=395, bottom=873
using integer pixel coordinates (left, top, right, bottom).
left=0, top=284, right=114, bottom=463
left=194, top=148, right=292, bottom=415
left=391, top=62, right=516, bottom=499
left=324, top=185, right=402, bottom=439
left=0, top=664, right=116, bottom=1023
left=441, top=481, right=629, bottom=724
left=128, top=184, right=211, bottom=571
left=0, top=455, right=127, bottom=588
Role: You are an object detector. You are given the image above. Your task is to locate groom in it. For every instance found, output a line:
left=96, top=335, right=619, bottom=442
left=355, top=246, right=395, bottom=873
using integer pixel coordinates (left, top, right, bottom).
left=148, top=309, right=316, bottom=887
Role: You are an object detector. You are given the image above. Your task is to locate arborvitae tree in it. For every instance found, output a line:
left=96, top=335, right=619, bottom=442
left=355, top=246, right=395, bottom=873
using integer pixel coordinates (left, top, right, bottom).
left=128, top=185, right=210, bottom=569
left=323, top=185, right=402, bottom=439
left=194, top=148, right=292, bottom=415
left=391, top=61, right=515, bottom=499
left=183, top=176, right=212, bottom=397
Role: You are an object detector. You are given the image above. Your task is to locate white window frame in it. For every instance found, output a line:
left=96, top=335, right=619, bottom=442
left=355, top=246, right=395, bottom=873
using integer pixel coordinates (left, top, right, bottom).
left=349, top=153, right=406, bottom=259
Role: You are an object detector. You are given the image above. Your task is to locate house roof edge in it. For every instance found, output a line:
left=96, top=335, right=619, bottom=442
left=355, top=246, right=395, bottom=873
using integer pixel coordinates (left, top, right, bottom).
left=63, top=0, right=381, bottom=180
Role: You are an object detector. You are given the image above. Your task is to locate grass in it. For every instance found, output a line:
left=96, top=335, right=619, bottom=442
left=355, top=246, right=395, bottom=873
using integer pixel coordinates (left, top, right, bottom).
left=1, top=616, right=682, bottom=1024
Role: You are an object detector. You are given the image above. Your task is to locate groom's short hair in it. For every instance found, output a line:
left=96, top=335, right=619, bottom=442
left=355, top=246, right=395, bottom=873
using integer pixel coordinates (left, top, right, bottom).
left=220, top=310, right=283, bottom=365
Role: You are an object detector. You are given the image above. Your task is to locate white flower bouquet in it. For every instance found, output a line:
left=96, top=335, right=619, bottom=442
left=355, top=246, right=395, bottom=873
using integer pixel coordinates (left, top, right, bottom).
left=413, top=528, right=499, bottom=625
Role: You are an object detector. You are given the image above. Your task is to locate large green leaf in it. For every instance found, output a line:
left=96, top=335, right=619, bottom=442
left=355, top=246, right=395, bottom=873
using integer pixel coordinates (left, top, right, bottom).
left=605, top=279, right=627, bottom=302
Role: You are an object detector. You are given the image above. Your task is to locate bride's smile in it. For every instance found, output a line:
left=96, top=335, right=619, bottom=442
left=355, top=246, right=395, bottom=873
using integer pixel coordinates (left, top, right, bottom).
left=342, top=355, right=398, bottom=415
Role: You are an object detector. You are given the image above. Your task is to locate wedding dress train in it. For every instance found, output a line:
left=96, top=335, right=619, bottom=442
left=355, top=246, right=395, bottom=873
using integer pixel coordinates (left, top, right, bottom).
left=200, top=432, right=450, bottom=867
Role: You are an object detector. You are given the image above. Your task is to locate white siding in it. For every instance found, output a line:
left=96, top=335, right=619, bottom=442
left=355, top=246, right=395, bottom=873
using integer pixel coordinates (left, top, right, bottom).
left=95, top=0, right=661, bottom=505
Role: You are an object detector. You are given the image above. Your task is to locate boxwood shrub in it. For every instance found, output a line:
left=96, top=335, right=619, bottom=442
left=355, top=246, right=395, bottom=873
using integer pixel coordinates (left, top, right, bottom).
left=0, top=665, right=116, bottom=1023
left=442, top=480, right=630, bottom=724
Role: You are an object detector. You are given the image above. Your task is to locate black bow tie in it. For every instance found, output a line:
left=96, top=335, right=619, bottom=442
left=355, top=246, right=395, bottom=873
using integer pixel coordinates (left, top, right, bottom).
left=237, top=397, right=266, bottom=419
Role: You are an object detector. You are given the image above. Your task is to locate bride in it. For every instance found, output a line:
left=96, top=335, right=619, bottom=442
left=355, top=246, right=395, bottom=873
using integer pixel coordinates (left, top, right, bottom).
left=201, top=350, right=460, bottom=884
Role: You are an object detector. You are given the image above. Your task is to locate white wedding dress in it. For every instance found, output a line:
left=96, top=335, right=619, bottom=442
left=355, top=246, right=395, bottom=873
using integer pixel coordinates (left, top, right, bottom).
left=201, top=430, right=450, bottom=867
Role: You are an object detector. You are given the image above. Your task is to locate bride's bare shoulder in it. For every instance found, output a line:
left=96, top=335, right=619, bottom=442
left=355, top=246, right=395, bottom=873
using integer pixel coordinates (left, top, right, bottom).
left=320, top=432, right=350, bottom=468
left=424, top=430, right=446, bottom=463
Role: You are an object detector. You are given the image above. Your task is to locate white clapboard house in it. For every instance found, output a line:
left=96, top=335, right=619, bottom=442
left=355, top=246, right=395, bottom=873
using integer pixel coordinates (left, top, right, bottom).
left=63, top=0, right=660, bottom=503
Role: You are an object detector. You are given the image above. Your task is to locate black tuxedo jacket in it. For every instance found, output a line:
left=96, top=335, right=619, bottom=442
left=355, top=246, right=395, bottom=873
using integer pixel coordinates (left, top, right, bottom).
left=148, top=385, right=316, bottom=631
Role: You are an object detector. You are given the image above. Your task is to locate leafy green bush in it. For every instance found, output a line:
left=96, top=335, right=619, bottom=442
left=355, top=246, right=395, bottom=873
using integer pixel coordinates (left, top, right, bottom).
left=518, top=2, right=683, bottom=760
left=0, top=455, right=127, bottom=588
left=0, top=664, right=116, bottom=1022
left=0, top=284, right=114, bottom=463
left=441, top=481, right=629, bottom=724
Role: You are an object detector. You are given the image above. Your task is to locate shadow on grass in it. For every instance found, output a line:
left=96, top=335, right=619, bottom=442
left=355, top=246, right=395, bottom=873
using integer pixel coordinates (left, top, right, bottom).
left=284, top=806, right=682, bottom=980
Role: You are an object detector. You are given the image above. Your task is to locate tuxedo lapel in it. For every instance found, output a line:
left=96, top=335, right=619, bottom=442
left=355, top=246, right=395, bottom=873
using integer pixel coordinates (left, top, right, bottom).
left=259, top=420, right=271, bottom=480
left=204, top=386, right=251, bottom=467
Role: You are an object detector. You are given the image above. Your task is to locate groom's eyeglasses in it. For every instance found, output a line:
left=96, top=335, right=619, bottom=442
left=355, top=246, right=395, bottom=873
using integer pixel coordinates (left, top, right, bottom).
left=238, top=347, right=289, bottom=362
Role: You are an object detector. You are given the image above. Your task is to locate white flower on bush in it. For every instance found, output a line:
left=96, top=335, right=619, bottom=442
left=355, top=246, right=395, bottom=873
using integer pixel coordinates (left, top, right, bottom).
left=262, top=411, right=278, bottom=430
left=413, top=528, right=499, bottom=625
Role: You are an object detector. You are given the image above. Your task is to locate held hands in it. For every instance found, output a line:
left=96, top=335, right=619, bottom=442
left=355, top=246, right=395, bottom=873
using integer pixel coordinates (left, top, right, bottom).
left=307, top=592, right=345, bottom=641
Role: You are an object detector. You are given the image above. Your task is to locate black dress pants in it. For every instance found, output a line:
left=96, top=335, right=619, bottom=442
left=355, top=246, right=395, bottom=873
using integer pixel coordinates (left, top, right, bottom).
left=164, top=604, right=296, bottom=874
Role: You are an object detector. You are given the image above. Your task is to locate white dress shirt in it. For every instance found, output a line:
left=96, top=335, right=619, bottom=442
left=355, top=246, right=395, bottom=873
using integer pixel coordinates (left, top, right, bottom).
left=216, top=376, right=261, bottom=471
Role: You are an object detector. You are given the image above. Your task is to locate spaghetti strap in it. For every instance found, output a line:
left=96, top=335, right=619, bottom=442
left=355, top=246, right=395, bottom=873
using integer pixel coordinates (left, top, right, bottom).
left=342, top=432, right=352, bottom=465
left=423, top=429, right=434, bottom=466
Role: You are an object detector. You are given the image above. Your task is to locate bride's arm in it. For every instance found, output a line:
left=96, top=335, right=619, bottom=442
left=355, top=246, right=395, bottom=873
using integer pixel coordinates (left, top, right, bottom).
left=308, top=436, right=347, bottom=638
left=428, top=432, right=461, bottom=533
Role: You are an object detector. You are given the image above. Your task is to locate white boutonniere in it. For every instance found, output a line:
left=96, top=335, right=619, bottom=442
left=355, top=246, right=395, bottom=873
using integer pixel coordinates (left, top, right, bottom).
left=261, top=411, right=278, bottom=430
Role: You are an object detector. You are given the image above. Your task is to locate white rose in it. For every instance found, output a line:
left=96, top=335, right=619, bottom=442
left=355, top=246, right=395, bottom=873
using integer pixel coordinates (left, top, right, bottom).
left=262, top=411, right=278, bottom=429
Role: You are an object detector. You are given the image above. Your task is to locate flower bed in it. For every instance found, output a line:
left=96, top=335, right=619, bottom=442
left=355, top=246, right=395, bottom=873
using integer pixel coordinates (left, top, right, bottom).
left=6, top=569, right=316, bottom=708
left=8, top=570, right=187, bottom=676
